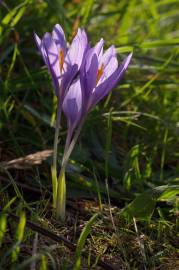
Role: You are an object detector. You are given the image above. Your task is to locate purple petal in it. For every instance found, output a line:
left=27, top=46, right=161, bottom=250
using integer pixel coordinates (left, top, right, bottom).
left=83, top=48, right=96, bottom=72
left=84, top=39, right=104, bottom=72
left=61, top=64, right=78, bottom=101
left=42, top=33, right=61, bottom=96
left=63, top=79, right=83, bottom=130
left=52, top=24, right=66, bottom=53
left=102, top=55, right=118, bottom=79
left=80, top=54, right=98, bottom=107
left=101, top=45, right=116, bottom=67
left=93, top=38, right=104, bottom=60
left=34, top=32, right=49, bottom=66
left=90, top=53, right=133, bottom=109
left=98, top=45, right=118, bottom=84
left=81, top=29, right=88, bottom=47
left=65, top=28, right=88, bottom=68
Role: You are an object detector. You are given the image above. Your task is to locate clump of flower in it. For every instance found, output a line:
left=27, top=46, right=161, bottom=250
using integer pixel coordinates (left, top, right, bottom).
left=34, top=24, right=132, bottom=220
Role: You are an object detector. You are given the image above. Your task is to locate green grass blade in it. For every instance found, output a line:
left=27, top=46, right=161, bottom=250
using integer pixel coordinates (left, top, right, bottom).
left=73, top=213, right=99, bottom=270
left=0, top=213, right=7, bottom=248
left=12, top=211, right=26, bottom=263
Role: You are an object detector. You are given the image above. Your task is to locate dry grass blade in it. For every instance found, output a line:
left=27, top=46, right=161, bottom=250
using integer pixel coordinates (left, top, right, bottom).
left=0, top=150, right=53, bottom=169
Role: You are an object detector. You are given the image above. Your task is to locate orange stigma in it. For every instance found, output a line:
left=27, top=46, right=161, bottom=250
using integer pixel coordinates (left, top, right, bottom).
left=96, top=63, right=104, bottom=84
left=59, top=49, right=64, bottom=72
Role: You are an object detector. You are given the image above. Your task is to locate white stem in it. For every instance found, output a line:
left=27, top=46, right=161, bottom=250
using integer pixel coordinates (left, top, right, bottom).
left=63, top=126, right=73, bottom=158
left=56, top=117, right=85, bottom=220
left=56, top=169, right=66, bottom=221
left=53, top=104, right=62, bottom=173
left=61, top=117, right=85, bottom=170
left=52, top=102, right=62, bottom=208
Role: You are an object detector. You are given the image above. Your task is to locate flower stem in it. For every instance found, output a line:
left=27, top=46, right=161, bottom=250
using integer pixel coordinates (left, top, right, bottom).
left=55, top=126, right=72, bottom=220
left=56, top=168, right=66, bottom=221
left=51, top=102, right=62, bottom=208
left=55, top=118, right=85, bottom=220
left=62, top=117, right=85, bottom=170
left=64, top=126, right=73, bottom=157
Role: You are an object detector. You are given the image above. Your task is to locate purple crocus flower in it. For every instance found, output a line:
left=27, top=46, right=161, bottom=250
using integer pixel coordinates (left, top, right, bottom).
left=81, top=39, right=132, bottom=111
left=34, top=24, right=88, bottom=102
left=63, top=39, right=132, bottom=133
left=34, top=25, right=88, bottom=216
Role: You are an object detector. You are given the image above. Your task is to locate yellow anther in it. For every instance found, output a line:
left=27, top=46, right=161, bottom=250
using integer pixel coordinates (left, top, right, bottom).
left=96, top=63, right=104, bottom=84
left=59, top=49, right=64, bottom=72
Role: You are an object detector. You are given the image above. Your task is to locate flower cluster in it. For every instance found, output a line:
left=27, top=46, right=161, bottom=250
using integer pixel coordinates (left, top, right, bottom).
left=34, top=24, right=132, bottom=220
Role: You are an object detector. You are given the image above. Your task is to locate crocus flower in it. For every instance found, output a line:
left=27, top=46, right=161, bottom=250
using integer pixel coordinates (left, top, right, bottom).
left=61, top=39, right=132, bottom=172
left=81, top=40, right=132, bottom=111
left=34, top=24, right=88, bottom=102
left=63, top=39, right=132, bottom=134
left=34, top=25, right=88, bottom=217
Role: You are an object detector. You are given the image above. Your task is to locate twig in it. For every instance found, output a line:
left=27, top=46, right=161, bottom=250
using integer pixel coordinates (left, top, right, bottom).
left=133, top=218, right=147, bottom=270
left=30, top=233, right=38, bottom=270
